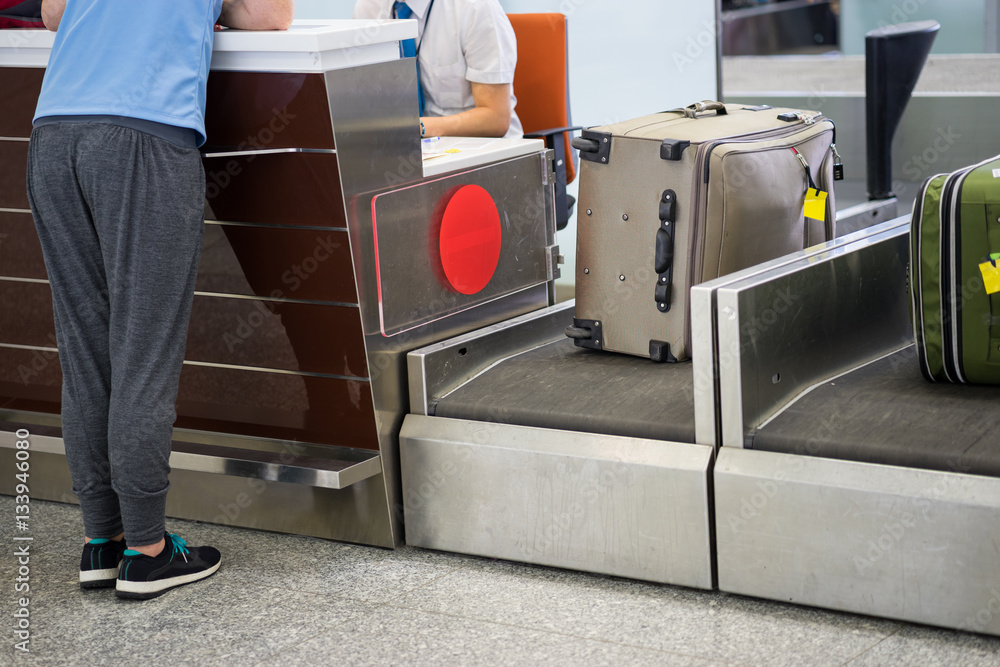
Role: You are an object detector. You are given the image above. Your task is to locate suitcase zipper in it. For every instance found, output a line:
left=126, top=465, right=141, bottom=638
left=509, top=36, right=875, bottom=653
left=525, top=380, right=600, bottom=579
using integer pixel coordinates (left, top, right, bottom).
left=701, top=118, right=835, bottom=184
left=689, top=120, right=835, bottom=284
left=911, top=174, right=945, bottom=382
left=941, top=166, right=980, bottom=383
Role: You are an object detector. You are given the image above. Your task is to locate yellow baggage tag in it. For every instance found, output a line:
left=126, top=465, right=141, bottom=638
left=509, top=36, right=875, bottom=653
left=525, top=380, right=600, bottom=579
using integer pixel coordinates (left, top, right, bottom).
left=804, top=188, right=828, bottom=222
left=981, top=257, right=1000, bottom=295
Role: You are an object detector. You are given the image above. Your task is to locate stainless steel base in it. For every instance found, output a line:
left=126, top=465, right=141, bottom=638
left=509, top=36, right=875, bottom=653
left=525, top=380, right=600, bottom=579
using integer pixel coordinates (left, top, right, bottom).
left=0, top=430, right=397, bottom=547
left=400, top=413, right=714, bottom=588
left=716, top=446, right=1000, bottom=636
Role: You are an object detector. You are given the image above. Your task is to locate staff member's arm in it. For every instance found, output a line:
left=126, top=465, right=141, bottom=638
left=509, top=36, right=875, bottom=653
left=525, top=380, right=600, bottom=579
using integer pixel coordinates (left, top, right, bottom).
left=420, top=81, right=511, bottom=138
left=40, top=0, right=65, bottom=30
left=220, top=0, right=295, bottom=30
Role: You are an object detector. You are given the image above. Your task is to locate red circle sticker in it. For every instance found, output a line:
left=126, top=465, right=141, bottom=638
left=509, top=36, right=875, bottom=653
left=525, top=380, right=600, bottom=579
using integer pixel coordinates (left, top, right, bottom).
left=438, top=185, right=502, bottom=295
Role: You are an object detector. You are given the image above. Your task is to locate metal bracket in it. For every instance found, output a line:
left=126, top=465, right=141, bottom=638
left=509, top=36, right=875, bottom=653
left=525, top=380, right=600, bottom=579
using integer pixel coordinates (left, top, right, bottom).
left=572, top=129, right=612, bottom=165
left=567, top=317, right=603, bottom=351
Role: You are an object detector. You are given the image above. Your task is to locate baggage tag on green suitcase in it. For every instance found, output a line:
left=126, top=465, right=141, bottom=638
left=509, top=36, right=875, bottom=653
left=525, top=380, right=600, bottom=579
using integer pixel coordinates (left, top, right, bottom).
left=980, top=253, right=1000, bottom=295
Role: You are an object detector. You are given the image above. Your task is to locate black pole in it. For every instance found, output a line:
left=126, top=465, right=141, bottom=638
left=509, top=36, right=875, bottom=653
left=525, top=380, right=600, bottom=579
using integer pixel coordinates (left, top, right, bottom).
left=865, top=20, right=940, bottom=201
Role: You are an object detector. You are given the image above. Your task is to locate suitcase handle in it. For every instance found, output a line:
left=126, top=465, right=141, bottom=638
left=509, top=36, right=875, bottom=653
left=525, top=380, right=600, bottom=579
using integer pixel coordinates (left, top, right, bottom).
left=676, top=101, right=728, bottom=119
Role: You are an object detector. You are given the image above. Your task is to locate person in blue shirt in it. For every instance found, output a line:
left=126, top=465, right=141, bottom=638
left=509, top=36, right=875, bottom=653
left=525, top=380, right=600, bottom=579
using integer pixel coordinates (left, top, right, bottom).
left=27, top=0, right=294, bottom=600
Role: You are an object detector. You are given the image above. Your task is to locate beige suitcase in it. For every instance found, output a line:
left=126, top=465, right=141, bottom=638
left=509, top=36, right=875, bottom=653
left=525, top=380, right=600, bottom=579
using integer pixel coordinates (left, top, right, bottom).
left=567, top=101, right=840, bottom=361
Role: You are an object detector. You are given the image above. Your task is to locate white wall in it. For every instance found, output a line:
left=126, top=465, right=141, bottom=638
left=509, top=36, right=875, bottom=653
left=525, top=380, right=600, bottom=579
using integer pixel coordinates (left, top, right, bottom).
left=295, top=0, right=354, bottom=18
left=295, top=0, right=721, bottom=298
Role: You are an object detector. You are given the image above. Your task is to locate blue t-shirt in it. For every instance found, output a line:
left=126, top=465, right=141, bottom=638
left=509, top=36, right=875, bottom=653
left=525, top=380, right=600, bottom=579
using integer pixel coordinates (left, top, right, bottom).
left=34, top=0, right=224, bottom=146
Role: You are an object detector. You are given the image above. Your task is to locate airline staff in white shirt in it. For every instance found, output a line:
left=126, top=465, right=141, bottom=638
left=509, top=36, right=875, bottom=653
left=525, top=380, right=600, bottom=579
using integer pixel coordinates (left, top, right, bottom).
left=353, top=0, right=523, bottom=138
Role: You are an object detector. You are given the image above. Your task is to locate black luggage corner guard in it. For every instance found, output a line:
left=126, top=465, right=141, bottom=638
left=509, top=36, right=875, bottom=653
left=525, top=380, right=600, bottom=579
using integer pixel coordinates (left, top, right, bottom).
left=572, top=129, right=612, bottom=164
left=649, top=340, right=677, bottom=363
left=660, top=139, right=690, bottom=161
left=566, top=318, right=603, bottom=350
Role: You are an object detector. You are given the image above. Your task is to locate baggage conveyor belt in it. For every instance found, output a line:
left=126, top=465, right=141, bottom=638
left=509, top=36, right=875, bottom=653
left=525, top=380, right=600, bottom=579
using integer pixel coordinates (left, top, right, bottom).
left=402, top=301, right=714, bottom=589
left=431, top=337, right=696, bottom=444
left=750, top=345, right=1000, bottom=475
left=710, top=219, right=1000, bottom=636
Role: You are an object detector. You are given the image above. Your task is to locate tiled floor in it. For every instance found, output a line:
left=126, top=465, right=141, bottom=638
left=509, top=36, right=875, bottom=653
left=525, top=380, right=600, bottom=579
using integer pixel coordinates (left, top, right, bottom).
left=3, top=496, right=1000, bottom=666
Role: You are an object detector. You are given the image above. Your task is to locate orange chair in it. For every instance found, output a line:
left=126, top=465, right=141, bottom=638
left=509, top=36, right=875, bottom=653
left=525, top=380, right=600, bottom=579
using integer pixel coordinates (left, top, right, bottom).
left=508, top=13, right=579, bottom=231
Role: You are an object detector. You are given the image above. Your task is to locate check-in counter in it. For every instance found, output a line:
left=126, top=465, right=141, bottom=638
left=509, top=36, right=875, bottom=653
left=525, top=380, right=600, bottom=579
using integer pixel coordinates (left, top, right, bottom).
left=0, top=21, right=559, bottom=547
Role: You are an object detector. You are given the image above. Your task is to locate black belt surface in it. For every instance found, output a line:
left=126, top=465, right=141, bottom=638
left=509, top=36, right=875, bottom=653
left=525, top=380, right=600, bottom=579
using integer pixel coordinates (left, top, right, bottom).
left=433, top=337, right=698, bottom=444
left=752, top=346, right=1000, bottom=476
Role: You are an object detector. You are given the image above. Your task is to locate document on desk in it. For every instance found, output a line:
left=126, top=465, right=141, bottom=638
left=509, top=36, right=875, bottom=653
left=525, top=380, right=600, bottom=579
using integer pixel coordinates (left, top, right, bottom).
left=421, top=137, right=501, bottom=161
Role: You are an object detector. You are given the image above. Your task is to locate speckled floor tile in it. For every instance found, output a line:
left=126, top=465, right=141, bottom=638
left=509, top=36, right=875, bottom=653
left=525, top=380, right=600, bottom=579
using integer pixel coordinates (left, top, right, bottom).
left=5, top=496, right=1000, bottom=666
left=0, top=576, right=374, bottom=665
left=845, top=624, right=1000, bottom=666
left=208, top=528, right=473, bottom=603
left=262, top=603, right=730, bottom=667
left=389, top=557, right=900, bottom=666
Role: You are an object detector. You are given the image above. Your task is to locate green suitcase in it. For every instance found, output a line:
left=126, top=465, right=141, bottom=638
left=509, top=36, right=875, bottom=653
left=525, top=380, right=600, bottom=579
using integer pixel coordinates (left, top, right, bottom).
left=910, top=156, right=1000, bottom=384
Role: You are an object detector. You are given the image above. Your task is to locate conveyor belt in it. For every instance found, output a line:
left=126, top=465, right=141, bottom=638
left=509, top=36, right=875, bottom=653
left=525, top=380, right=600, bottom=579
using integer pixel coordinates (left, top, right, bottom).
left=752, top=345, right=1000, bottom=476
left=432, top=337, right=697, bottom=444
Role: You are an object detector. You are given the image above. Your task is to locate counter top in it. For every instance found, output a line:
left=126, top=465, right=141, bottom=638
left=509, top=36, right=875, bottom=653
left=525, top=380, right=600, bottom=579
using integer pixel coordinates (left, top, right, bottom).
left=0, top=19, right=417, bottom=72
left=422, top=137, right=546, bottom=178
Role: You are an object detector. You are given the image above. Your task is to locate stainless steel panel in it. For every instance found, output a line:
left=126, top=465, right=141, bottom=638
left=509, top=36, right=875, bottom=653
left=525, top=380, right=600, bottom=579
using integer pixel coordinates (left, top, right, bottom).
left=690, top=281, right=719, bottom=447
left=714, top=219, right=912, bottom=447
left=835, top=197, right=898, bottom=237
left=0, top=448, right=397, bottom=547
left=0, top=426, right=395, bottom=546
left=690, top=216, right=910, bottom=448
left=407, top=301, right=575, bottom=416
left=0, top=425, right=382, bottom=489
left=328, top=59, right=557, bottom=548
left=370, top=158, right=552, bottom=336
left=400, top=413, right=714, bottom=589
left=716, top=446, right=1000, bottom=636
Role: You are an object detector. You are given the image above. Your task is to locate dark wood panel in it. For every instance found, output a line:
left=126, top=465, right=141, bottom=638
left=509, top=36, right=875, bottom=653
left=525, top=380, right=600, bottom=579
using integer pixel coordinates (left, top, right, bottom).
left=0, top=347, right=381, bottom=451
left=176, top=365, right=379, bottom=450
left=0, top=211, right=46, bottom=280
left=203, top=152, right=346, bottom=228
left=0, top=141, right=29, bottom=210
left=197, top=224, right=358, bottom=303
left=0, top=280, right=54, bottom=347
left=0, top=68, right=44, bottom=138
left=0, top=347, right=61, bottom=414
left=186, top=296, right=367, bottom=376
left=205, top=71, right=335, bottom=150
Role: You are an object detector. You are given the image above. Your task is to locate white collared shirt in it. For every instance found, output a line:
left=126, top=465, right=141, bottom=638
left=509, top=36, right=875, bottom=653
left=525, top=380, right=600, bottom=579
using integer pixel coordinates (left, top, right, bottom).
left=353, top=0, right=522, bottom=138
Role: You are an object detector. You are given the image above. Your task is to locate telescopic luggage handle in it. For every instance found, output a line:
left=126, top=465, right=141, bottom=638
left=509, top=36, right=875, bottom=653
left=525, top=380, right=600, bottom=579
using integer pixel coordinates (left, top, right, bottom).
left=674, top=101, right=728, bottom=119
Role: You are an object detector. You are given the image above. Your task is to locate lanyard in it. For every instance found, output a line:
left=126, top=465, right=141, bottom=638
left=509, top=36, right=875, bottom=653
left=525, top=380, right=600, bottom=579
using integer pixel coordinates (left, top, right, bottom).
left=395, top=0, right=436, bottom=55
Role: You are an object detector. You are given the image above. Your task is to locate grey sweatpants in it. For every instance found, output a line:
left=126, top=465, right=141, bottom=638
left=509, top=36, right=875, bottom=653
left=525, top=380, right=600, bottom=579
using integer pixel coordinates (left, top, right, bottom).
left=26, top=122, right=205, bottom=546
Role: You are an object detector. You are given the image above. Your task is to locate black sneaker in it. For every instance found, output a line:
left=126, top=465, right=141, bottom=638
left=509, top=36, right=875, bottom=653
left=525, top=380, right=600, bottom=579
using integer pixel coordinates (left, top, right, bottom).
left=115, top=532, right=221, bottom=600
left=80, top=538, right=127, bottom=589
